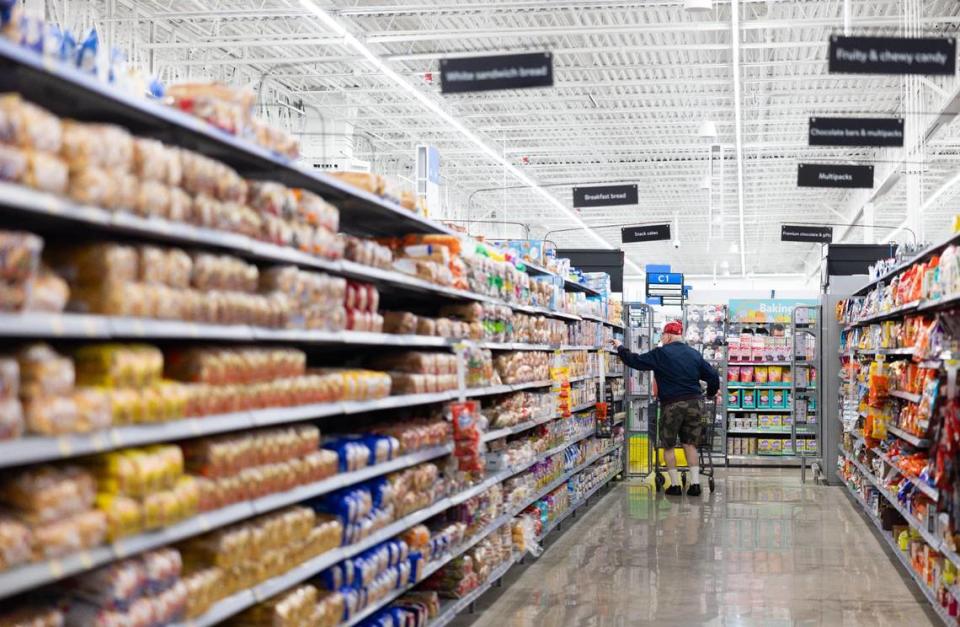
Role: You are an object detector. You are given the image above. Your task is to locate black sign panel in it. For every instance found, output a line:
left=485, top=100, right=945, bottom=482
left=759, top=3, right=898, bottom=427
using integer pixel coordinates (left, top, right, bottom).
left=555, top=249, right=624, bottom=292
left=440, top=52, right=553, bottom=94
left=781, top=225, right=834, bottom=244
left=798, top=164, right=874, bottom=189
left=573, top=184, right=638, bottom=208
left=809, top=117, right=904, bottom=147
left=829, top=36, right=956, bottom=75
left=622, top=224, right=670, bottom=243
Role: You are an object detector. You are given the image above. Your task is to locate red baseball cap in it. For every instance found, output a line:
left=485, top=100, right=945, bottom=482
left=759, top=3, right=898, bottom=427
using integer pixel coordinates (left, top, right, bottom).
left=663, top=320, right=683, bottom=335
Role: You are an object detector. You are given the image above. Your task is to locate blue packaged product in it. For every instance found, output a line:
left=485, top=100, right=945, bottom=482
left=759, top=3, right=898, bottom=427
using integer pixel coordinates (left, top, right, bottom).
left=17, top=14, right=43, bottom=53
left=148, top=77, right=165, bottom=99
left=76, top=28, right=100, bottom=74
left=58, top=30, right=77, bottom=63
left=0, top=0, right=15, bottom=26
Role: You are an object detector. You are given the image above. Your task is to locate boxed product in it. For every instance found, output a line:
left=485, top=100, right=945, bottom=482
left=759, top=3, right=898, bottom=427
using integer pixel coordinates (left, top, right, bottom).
left=771, top=390, right=787, bottom=408
left=783, top=439, right=794, bottom=456
left=727, top=390, right=740, bottom=409
left=741, top=390, right=756, bottom=409
left=757, top=438, right=773, bottom=455
left=757, top=390, right=771, bottom=408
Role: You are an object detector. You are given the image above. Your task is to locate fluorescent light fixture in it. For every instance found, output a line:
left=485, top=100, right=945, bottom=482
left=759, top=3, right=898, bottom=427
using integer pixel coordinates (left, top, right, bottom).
left=698, top=120, right=718, bottom=138
left=297, top=0, right=644, bottom=272
left=685, top=0, right=713, bottom=10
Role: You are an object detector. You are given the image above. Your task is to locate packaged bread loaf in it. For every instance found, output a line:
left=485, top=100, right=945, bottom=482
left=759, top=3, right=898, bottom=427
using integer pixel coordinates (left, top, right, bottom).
left=17, top=343, right=74, bottom=399
left=0, top=464, right=96, bottom=524
left=0, top=94, right=62, bottom=152
left=0, top=143, right=27, bottom=183
left=60, top=121, right=133, bottom=171
left=23, top=150, right=68, bottom=194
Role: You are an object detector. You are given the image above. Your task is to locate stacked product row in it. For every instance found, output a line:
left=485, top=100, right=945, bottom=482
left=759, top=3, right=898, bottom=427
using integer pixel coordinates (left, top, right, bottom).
left=835, top=234, right=960, bottom=623
left=0, top=33, right=627, bottom=627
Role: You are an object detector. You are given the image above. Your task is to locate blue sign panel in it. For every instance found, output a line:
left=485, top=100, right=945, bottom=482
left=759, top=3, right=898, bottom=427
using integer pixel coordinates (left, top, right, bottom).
left=646, top=272, right=683, bottom=285
left=645, top=264, right=671, bottom=273
left=646, top=297, right=663, bottom=305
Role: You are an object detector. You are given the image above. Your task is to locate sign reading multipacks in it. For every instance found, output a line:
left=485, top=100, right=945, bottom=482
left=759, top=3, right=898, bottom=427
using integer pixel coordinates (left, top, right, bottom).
left=797, top=163, right=873, bottom=188
left=781, top=225, right=833, bottom=244
left=808, top=117, right=904, bottom=147
left=622, top=224, right=670, bottom=243
left=829, top=36, right=956, bottom=75
left=573, top=184, right=638, bottom=208
left=440, top=52, right=554, bottom=94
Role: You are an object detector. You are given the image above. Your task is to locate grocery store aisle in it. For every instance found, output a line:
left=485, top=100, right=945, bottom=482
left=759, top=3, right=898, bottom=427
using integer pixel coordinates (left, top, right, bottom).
left=454, top=469, right=937, bottom=627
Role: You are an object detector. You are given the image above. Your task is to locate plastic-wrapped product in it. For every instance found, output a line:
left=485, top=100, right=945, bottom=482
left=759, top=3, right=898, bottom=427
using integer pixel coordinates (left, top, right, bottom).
left=0, top=143, right=27, bottom=182
left=329, top=171, right=384, bottom=195
left=32, top=508, right=107, bottom=560
left=0, top=94, right=63, bottom=152
left=133, top=179, right=172, bottom=218
left=0, top=464, right=96, bottom=523
left=0, top=231, right=41, bottom=286
left=23, top=150, right=68, bottom=194
left=60, top=121, right=133, bottom=171
left=0, top=605, right=64, bottom=627
left=17, top=343, right=74, bottom=399
left=0, top=514, right=32, bottom=570
left=23, top=394, right=79, bottom=435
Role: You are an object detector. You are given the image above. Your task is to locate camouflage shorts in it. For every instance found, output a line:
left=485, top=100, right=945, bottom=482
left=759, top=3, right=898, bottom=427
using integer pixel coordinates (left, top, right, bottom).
left=659, top=398, right=705, bottom=448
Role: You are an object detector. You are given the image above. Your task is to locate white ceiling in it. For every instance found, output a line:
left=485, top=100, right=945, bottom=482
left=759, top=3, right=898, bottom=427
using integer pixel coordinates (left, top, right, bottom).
left=45, top=0, right=960, bottom=277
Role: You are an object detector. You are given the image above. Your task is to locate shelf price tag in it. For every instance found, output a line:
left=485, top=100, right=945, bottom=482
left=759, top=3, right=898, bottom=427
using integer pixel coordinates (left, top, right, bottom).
left=48, top=559, right=64, bottom=578
left=57, top=436, right=73, bottom=457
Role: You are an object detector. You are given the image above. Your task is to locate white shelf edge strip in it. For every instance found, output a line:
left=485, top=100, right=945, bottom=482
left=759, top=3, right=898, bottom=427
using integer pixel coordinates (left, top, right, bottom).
left=0, top=380, right=592, bottom=468
left=429, top=464, right=620, bottom=627
left=0, top=444, right=454, bottom=602
left=0, top=184, right=599, bottom=325
left=175, top=432, right=610, bottom=626
left=839, top=446, right=950, bottom=565
left=842, top=483, right=953, bottom=626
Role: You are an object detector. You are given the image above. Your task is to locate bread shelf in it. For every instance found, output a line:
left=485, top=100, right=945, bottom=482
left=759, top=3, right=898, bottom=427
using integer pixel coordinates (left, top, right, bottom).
left=174, top=430, right=605, bottom=626
left=0, top=444, right=453, bottom=602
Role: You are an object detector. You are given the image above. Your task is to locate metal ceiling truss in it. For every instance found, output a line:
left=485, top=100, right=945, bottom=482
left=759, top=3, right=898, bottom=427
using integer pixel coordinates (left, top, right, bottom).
left=38, top=0, right=960, bottom=276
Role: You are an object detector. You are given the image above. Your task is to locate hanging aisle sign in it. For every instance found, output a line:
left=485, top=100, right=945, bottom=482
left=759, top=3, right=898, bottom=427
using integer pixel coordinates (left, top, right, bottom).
left=440, top=52, right=554, bottom=93
left=808, top=117, right=904, bottom=147
left=829, top=36, right=956, bottom=75
left=781, top=225, right=834, bottom=244
left=622, top=224, right=670, bottom=243
left=573, top=184, right=638, bottom=207
left=798, top=163, right=874, bottom=188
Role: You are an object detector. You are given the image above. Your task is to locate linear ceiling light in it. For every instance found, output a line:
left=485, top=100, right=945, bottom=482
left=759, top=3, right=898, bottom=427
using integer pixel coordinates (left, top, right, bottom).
left=729, top=0, right=748, bottom=276
left=297, top=0, right=643, bottom=273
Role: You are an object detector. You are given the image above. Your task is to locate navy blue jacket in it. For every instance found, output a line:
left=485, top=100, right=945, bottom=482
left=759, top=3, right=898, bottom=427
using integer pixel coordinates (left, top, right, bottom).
left=617, top=341, right=720, bottom=404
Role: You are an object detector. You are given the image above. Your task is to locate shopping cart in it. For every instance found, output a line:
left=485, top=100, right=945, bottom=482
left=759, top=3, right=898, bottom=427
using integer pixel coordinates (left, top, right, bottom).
left=653, top=398, right=718, bottom=493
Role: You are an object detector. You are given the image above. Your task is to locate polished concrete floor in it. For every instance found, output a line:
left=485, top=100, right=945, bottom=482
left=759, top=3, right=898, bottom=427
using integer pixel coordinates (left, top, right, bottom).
left=453, top=468, right=938, bottom=627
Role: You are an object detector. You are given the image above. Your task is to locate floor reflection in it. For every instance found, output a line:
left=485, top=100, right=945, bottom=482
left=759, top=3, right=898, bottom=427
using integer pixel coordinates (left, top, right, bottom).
left=451, top=469, right=937, bottom=627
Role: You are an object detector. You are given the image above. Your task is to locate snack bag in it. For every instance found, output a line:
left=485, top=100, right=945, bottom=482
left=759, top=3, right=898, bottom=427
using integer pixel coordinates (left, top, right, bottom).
left=754, top=366, right=768, bottom=384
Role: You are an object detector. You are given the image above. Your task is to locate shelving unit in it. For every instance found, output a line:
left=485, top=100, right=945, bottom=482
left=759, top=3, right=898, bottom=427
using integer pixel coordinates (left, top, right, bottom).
left=828, top=233, right=960, bottom=622
left=724, top=299, right=820, bottom=467
left=0, top=36, right=625, bottom=627
left=683, top=303, right=727, bottom=461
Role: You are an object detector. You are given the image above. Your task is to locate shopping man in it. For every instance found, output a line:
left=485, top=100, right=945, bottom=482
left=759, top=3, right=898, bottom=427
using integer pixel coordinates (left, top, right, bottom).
left=611, top=320, right=720, bottom=496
